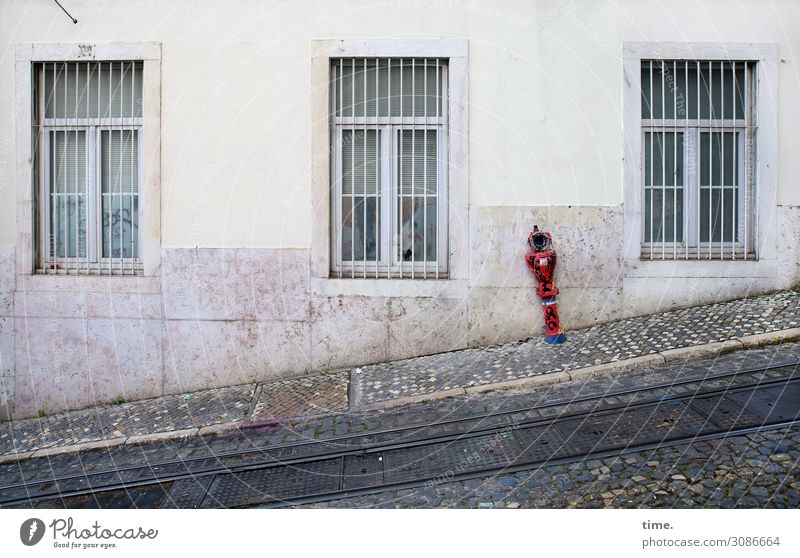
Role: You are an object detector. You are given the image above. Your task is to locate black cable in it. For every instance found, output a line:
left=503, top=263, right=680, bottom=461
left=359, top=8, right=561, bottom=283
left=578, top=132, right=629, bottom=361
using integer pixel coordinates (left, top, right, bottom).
left=53, top=0, right=78, bottom=24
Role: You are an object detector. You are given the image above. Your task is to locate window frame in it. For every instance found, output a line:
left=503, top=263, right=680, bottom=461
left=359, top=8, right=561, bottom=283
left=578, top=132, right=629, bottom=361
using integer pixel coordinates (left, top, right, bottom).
left=36, top=65, right=145, bottom=273
left=15, top=42, right=161, bottom=278
left=329, top=59, right=450, bottom=278
left=638, top=60, right=756, bottom=260
left=310, top=39, right=468, bottom=294
left=622, top=42, right=779, bottom=272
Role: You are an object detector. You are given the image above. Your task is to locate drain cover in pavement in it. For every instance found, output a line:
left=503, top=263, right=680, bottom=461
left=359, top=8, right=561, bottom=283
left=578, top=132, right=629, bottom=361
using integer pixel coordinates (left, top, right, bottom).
left=513, top=425, right=575, bottom=461
left=382, top=432, right=525, bottom=484
left=342, top=454, right=384, bottom=490
left=726, top=384, right=800, bottom=423
left=201, top=459, right=342, bottom=508
left=688, top=395, right=761, bottom=430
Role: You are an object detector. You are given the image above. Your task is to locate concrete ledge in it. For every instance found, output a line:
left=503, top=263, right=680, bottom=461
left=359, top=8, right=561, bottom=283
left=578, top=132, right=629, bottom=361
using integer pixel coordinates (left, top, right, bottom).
left=197, top=422, right=240, bottom=437
left=465, top=371, right=573, bottom=395
left=661, top=340, right=744, bottom=362
left=738, top=328, right=800, bottom=348
left=125, top=428, right=198, bottom=446
left=567, top=354, right=666, bottom=382
left=29, top=437, right=127, bottom=458
left=361, top=387, right=468, bottom=411
left=0, top=450, right=36, bottom=464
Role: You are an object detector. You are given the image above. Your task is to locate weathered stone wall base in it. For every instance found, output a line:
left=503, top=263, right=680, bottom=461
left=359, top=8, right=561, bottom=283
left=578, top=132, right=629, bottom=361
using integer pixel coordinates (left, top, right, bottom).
left=0, top=246, right=14, bottom=421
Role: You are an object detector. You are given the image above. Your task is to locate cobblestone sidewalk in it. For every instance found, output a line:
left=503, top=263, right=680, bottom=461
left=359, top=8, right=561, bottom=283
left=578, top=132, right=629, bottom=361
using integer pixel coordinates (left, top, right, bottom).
left=352, top=291, right=800, bottom=406
left=1, top=290, right=798, bottom=459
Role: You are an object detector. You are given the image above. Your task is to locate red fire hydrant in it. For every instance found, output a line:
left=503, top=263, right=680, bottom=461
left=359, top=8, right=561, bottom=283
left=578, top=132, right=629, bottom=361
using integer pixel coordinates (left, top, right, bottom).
left=525, top=225, right=567, bottom=344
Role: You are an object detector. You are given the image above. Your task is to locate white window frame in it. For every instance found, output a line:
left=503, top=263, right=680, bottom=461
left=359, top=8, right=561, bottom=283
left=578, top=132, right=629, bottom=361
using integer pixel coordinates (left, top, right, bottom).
left=36, top=63, right=144, bottom=274
left=15, top=42, right=161, bottom=279
left=639, top=60, right=756, bottom=260
left=622, top=42, right=779, bottom=275
left=310, top=40, right=468, bottom=296
left=329, top=59, right=449, bottom=278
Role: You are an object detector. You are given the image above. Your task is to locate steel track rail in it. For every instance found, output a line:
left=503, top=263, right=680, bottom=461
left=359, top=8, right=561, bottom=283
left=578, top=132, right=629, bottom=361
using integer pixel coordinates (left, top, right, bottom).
left=209, top=377, right=800, bottom=507
left=259, top=419, right=800, bottom=509
left=2, top=369, right=798, bottom=508
left=3, top=358, right=796, bottom=497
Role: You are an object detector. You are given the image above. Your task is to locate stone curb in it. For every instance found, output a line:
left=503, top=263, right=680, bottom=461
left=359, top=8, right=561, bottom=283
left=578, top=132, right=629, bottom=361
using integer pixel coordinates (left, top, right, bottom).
left=0, top=450, right=36, bottom=464
left=29, top=437, right=127, bottom=459
left=197, top=422, right=240, bottom=437
left=660, top=340, right=745, bottom=362
left=464, top=371, right=573, bottom=396
left=360, top=387, right=468, bottom=411
left=2, top=327, right=799, bottom=461
left=125, top=428, right=198, bottom=446
left=738, top=328, right=800, bottom=348
left=1, top=425, right=243, bottom=463
left=566, top=354, right=666, bottom=383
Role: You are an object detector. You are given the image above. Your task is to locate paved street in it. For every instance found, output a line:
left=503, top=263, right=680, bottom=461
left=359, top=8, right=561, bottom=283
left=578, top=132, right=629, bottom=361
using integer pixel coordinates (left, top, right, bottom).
left=300, top=426, right=800, bottom=509
left=1, top=338, right=798, bottom=508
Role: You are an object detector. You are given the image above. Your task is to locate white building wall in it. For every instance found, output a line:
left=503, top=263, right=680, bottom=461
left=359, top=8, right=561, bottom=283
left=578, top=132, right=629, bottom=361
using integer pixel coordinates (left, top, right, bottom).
left=0, top=0, right=798, bottom=418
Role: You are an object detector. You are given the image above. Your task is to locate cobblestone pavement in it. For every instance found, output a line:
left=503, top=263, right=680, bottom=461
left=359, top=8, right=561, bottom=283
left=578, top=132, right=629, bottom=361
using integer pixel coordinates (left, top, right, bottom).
left=1, top=342, right=798, bottom=509
left=0, top=385, right=252, bottom=455
left=0, top=290, right=798, bottom=458
left=300, top=426, right=800, bottom=509
left=353, top=291, right=800, bottom=405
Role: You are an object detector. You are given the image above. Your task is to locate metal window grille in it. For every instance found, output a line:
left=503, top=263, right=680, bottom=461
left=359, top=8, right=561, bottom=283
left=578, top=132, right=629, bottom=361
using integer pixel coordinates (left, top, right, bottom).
left=33, top=61, right=143, bottom=275
left=330, top=58, right=448, bottom=278
left=640, top=60, right=756, bottom=260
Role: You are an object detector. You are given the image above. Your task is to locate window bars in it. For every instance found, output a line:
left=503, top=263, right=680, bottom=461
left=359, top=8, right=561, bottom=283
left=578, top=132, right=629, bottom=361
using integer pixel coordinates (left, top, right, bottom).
left=330, top=58, right=448, bottom=278
left=33, top=61, right=143, bottom=275
left=640, top=60, right=756, bottom=260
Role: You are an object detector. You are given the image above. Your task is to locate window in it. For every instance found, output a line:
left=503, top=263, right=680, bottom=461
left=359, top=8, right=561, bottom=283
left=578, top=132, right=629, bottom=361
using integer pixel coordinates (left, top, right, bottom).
left=34, top=61, right=142, bottom=275
left=640, top=60, right=756, bottom=260
left=330, top=58, right=448, bottom=278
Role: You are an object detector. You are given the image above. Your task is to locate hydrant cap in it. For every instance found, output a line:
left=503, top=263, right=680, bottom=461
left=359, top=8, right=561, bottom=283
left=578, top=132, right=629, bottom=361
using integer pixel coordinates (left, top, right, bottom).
left=528, top=227, right=552, bottom=251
